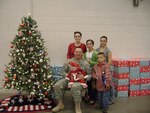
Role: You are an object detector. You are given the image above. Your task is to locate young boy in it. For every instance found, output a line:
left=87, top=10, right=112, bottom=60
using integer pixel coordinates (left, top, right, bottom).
left=92, top=52, right=111, bottom=113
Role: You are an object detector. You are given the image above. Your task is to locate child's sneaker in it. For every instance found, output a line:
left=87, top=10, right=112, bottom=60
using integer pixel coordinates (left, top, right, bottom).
left=89, top=100, right=95, bottom=105
left=102, top=108, right=108, bottom=113
left=95, top=105, right=102, bottom=109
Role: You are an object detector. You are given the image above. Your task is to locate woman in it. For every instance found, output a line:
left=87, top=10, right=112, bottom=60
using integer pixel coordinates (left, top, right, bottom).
left=67, top=31, right=86, bottom=59
left=96, top=36, right=114, bottom=105
left=84, top=39, right=98, bottom=105
left=96, top=36, right=112, bottom=65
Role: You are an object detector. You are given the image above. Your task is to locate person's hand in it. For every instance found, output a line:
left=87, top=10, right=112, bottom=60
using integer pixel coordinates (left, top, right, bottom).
left=78, top=74, right=84, bottom=79
left=105, top=84, right=110, bottom=89
left=68, top=84, right=72, bottom=88
left=86, top=75, right=91, bottom=81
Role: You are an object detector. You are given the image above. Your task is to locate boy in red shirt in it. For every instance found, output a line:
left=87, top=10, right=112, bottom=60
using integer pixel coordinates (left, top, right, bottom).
left=92, top=52, right=111, bottom=113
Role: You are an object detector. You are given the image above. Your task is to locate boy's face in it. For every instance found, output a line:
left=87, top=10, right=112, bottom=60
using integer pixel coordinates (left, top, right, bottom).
left=98, top=54, right=105, bottom=63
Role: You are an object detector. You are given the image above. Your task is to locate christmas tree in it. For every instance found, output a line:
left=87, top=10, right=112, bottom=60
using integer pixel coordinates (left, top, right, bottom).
left=3, top=14, right=54, bottom=98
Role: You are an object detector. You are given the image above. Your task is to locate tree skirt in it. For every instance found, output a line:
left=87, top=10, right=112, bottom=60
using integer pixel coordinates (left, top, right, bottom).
left=0, top=94, right=56, bottom=112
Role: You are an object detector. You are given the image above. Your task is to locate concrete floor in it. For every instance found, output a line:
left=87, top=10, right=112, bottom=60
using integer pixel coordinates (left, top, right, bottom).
left=0, top=89, right=150, bottom=113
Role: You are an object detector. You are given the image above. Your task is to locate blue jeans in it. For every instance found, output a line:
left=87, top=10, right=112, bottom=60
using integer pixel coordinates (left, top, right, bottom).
left=110, top=85, right=114, bottom=101
left=97, top=90, right=110, bottom=109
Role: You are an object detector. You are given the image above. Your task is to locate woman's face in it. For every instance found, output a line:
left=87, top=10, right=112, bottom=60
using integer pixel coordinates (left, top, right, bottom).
left=86, top=41, right=93, bottom=50
left=74, top=33, right=81, bottom=43
left=100, top=37, right=107, bottom=47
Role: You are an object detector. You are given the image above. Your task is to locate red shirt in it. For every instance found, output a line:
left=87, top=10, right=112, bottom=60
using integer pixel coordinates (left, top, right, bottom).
left=67, top=43, right=86, bottom=59
left=92, top=62, right=111, bottom=91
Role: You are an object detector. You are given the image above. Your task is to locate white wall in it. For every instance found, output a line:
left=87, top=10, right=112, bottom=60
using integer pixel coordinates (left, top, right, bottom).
left=0, top=0, right=150, bottom=87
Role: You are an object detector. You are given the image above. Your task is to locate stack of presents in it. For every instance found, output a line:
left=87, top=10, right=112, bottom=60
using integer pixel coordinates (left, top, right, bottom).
left=51, top=65, right=64, bottom=81
left=51, top=58, right=150, bottom=98
left=112, top=58, right=150, bottom=97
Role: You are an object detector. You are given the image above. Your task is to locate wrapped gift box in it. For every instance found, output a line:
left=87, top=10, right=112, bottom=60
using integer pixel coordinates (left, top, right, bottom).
left=140, top=78, right=150, bottom=84
left=130, top=67, right=140, bottom=78
left=112, top=58, right=130, bottom=67
left=140, top=83, right=150, bottom=90
left=140, top=90, right=150, bottom=96
left=140, top=66, right=150, bottom=72
left=113, top=72, right=129, bottom=79
left=140, top=72, right=150, bottom=78
left=114, top=67, right=129, bottom=73
left=140, top=59, right=150, bottom=66
left=113, top=78, right=129, bottom=86
left=129, top=85, right=140, bottom=91
left=130, top=67, right=140, bottom=73
left=129, top=59, right=140, bottom=67
left=114, top=85, right=128, bottom=91
left=130, top=78, right=141, bottom=85
left=130, top=72, right=140, bottom=79
left=51, top=65, right=63, bottom=75
left=129, top=90, right=140, bottom=97
left=52, top=74, right=64, bottom=81
left=114, top=90, right=128, bottom=97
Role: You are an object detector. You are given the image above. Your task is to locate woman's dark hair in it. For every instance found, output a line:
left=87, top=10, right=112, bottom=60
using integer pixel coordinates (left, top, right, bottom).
left=100, top=36, right=107, bottom=42
left=74, top=31, right=82, bottom=37
left=86, top=39, right=94, bottom=45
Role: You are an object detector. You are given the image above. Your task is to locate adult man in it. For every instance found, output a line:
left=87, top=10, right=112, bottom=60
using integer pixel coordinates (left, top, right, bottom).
left=52, top=47, right=91, bottom=113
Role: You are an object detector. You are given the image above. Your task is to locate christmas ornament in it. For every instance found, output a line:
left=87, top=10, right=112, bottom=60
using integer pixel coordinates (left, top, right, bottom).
left=13, top=74, right=17, bottom=79
left=10, top=45, right=14, bottom=48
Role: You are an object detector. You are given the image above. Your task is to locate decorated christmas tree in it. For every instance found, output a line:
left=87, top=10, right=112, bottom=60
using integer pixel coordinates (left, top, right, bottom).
left=3, top=14, right=54, bottom=98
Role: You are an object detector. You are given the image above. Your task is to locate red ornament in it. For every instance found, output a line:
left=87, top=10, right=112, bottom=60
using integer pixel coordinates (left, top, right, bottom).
left=10, top=45, right=14, bottom=48
left=45, top=82, right=48, bottom=84
left=28, top=31, right=32, bottom=35
left=34, top=64, right=37, bottom=68
left=5, top=77, right=9, bottom=82
left=4, top=69, right=8, bottom=73
left=13, top=74, right=17, bottom=79
left=20, top=23, right=25, bottom=27
left=45, top=91, right=48, bottom=95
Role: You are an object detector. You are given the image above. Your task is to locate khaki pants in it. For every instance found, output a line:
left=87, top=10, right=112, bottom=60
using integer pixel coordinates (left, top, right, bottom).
left=54, top=78, right=84, bottom=102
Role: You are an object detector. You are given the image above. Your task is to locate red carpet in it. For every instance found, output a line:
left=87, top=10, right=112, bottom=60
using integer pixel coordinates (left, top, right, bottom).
left=0, top=94, right=56, bottom=112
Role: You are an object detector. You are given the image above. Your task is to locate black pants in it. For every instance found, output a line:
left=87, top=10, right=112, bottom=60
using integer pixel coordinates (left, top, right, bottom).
left=87, top=79, right=97, bottom=101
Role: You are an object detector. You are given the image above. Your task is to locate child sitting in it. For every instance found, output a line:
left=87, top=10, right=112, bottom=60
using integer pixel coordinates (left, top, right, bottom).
left=65, top=61, right=88, bottom=88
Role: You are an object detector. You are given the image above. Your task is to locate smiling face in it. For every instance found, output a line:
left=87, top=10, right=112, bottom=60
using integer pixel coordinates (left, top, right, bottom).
left=97, top=54, right=105, bottom=63
left=74, top=47, right=83, bottom=60
left=100, top=37, right=107, bottom=47
left=86, top=40, right=94, bottom=51
left=74, top=33, right=82, bottom=43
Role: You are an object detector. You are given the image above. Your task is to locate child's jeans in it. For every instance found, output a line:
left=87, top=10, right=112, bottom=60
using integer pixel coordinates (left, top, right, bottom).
left=97, top=90, right=110, bottom=109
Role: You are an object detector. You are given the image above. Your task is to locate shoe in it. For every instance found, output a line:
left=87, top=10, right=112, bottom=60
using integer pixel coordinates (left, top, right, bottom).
left=109, top=100, right=114, bottom=105
left=102, top=110, right=107, bottom=113
left=89, top=101, right=95, bottom=105
left=52, top=104, right=64, bottom=112
left=102, top=108, right=108, bottom=113
left=95, top=105, right=102, bottom=109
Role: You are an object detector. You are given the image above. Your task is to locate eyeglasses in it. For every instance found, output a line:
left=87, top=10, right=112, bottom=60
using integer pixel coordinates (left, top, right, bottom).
left=75, top=35, right=81, bottom=38
left=100, top=40, right=107, bottom=42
